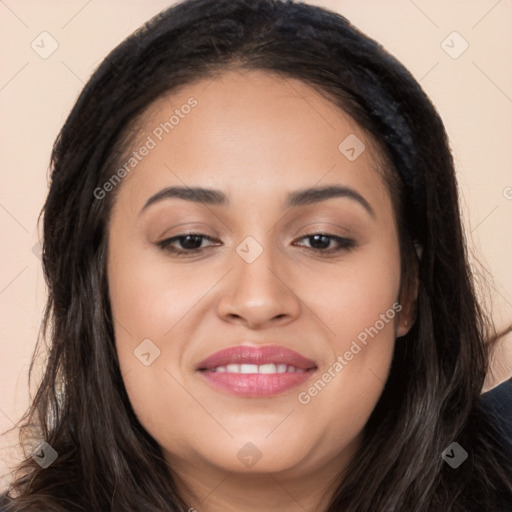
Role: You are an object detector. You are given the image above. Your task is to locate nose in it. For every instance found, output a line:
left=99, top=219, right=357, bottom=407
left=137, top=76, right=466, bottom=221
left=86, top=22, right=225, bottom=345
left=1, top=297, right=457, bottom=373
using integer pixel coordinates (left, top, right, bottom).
left=216, top=239, right=301, bottom=329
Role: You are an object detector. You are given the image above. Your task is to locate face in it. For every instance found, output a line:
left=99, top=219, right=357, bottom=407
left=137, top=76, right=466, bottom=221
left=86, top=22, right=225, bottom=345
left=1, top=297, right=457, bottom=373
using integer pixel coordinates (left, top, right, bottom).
left=107, top=69, right=413, bottom=490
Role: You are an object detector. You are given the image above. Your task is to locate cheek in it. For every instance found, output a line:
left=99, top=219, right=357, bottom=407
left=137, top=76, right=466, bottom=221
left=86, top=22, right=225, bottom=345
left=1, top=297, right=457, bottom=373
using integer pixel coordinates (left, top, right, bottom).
left=107, top=250, right=195, bottom=441
left=303, top=234, right=401, bottom=345
left=294, top=241, right=401, bottom=428
left=108, top=243, right=197, bottom=341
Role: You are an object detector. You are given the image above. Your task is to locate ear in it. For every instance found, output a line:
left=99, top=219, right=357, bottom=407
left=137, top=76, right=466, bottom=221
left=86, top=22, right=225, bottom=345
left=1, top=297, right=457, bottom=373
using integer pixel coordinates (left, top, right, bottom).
left=396, top=262, right=419, bottom=338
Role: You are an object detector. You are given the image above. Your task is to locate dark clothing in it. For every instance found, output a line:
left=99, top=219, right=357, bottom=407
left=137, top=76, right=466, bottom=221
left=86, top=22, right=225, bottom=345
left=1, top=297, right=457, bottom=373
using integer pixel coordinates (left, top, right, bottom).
left=481, top=377, right=512, bottom=449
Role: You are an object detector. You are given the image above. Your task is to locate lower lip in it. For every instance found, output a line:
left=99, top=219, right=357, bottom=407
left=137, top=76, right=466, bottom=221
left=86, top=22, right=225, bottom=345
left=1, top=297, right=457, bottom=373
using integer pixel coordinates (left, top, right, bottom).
left=198, top=370, right=315, bottom=397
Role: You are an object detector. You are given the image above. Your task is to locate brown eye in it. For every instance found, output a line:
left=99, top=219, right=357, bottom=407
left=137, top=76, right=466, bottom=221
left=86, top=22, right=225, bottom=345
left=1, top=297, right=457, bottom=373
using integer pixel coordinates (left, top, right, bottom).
left=157, top=233, right=218, bottom=255
left=294, top=233, right=356, bottom=253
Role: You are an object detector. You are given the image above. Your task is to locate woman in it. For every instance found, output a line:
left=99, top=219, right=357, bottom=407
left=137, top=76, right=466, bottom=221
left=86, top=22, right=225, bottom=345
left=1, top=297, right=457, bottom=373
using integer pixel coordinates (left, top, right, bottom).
left=2, top=0, right=511, bottom=510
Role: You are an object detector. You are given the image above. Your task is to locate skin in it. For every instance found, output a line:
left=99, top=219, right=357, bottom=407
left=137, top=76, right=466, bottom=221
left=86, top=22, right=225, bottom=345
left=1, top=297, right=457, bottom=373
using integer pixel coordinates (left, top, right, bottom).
left=107, top=69, right=416, bottom=512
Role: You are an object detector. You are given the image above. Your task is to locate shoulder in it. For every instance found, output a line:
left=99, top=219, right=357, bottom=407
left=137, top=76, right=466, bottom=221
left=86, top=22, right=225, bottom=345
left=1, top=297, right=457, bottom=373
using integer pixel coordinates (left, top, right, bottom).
left=480, top=377, right=512, bottom=450
left=478, top=378, right=512, bottom=512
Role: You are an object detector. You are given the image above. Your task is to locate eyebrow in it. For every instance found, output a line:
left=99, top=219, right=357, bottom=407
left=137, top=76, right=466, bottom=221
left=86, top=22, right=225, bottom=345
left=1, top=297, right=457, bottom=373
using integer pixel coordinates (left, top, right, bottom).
left=140, top=184, right=375, bottom=218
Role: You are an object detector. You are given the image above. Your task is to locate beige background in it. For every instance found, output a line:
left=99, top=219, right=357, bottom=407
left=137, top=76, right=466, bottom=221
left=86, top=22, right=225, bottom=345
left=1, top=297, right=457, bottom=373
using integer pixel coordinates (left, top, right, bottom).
left=1, top=0, right=511, bottom=492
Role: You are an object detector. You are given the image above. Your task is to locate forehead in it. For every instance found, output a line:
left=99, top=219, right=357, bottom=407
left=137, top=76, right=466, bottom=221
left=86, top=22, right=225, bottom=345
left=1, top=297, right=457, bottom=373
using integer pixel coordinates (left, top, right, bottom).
left=112, top=68, right=391, bottom=215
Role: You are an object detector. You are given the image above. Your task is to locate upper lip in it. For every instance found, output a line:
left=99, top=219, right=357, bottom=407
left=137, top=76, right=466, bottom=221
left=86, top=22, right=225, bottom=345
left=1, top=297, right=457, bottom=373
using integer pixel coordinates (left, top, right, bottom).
left=196, top=344, right=317, bottom=371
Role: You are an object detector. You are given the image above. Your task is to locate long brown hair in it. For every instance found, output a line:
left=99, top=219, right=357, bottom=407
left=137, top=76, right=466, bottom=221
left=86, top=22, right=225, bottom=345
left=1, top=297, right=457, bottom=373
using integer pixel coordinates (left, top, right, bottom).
left=3, top=1, right=511, bottom=510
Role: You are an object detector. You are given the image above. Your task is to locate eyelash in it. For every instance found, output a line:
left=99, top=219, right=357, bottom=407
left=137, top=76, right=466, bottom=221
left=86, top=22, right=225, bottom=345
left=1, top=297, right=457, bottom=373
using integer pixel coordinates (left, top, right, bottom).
left=156, top=232, right=356, bottom=257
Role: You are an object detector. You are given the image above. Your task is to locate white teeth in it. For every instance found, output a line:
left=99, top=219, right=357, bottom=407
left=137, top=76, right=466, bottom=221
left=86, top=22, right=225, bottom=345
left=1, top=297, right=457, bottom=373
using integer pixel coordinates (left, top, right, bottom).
left=210, top=363, right=305, bottom=374
left=240, top=364, right=258, bottom=374
left=259, top=363, right=277, bottom=374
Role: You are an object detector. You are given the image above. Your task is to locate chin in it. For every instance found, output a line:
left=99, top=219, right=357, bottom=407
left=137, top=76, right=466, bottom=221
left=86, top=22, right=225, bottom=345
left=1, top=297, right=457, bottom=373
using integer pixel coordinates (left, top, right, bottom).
left=175, top=434, right=315, bottom=475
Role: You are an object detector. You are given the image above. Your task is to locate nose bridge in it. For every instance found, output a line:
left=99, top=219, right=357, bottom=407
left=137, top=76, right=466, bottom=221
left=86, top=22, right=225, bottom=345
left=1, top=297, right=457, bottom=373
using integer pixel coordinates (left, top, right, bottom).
left=216, top=231, right=301, bottom=326
left=233, top=233, right=284, bottom=295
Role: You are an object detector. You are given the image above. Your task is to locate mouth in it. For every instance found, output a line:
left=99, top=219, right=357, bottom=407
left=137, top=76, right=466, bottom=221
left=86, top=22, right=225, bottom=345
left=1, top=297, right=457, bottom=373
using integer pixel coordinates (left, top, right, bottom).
left=196, top=344, right=318, bottom=397
left=204, top=363, right=308, bottom=374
